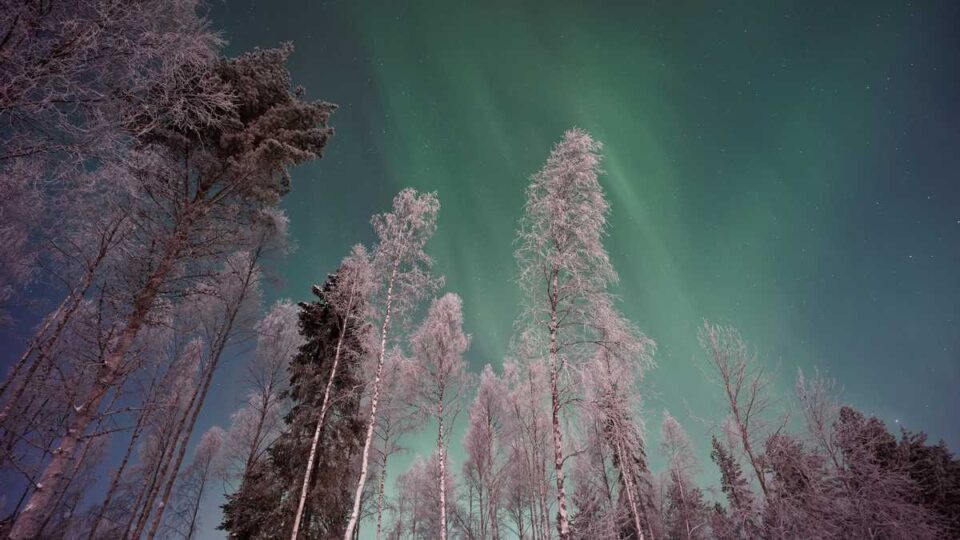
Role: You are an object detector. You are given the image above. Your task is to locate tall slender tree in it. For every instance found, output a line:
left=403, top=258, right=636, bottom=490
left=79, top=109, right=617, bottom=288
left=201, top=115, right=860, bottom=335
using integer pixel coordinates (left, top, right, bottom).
left=463, top=364, right=509, bottom=540
left=344, top=188, right=442, bottom=540
left=410, top=293, right=471, bottom=540
left=515, top=128, right=630, bottom=539
left=660, top=411, right=708, bottom=540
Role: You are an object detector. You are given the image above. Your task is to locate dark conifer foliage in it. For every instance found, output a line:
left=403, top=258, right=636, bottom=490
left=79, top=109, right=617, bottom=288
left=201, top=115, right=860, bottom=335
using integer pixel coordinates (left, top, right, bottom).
left=221, top=276, right=368, bottom=539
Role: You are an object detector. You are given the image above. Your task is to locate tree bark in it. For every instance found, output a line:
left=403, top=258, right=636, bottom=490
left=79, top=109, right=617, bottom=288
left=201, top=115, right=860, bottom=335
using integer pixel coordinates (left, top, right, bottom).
left=548, top=269, right=571, bottom=540
left=375, top=452, right=388, bottom=540
left=343, top=261, right=398, bottom=540
left=438, top=399, right=448, bottom=540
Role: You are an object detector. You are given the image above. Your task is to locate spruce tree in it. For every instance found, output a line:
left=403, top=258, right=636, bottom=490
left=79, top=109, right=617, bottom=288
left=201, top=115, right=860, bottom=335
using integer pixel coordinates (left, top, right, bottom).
left=221, top=274, right=367, bottom=539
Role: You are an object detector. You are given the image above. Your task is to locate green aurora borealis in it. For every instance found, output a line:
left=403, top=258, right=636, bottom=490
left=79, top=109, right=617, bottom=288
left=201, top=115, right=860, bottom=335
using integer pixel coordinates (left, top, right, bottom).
left=204, top=1, right=960, bottom=537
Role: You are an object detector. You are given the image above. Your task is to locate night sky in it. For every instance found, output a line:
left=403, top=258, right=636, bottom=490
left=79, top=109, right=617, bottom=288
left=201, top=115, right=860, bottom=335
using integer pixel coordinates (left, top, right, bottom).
left=194, top=1, right=960, bottom=537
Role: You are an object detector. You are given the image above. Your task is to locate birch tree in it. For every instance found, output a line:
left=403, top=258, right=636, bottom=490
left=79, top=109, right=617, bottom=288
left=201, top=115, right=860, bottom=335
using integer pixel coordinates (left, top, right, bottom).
left=463, top=364, right=509, bottom=540
left=579, top=298, right=659, bottom=540
left=343, top=188, right=442, bottom=540
left=162, top=426, right=225, bottom=540
left=515, top=128, right=626, bottom=539
left=223, top=300, right=302, bottom=487
left=371, top=351, right=424, bottom=540
left=410, top=293, right=471, bottom=540
left=660, top=411, right=707, bottom=540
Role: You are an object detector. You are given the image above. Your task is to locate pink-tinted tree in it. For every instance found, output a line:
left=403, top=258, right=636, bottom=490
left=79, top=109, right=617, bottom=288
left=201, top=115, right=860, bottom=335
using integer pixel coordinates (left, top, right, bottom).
left=409, top=293, right=471, bottom=540
left=344, top=188, right=442, bottom=540
left=388, top=453, right=458, bottom=540
left=515, top=128, right=637, bottom=539
left=462, top=364, right=509, bottom=540
left=8, top=43, right=334, bottom=539
left=660, top=411, right=708, bottom=540
left=371, top=351, right=424, bottom=540
left=162, top=426, right=225, bottom=540
left=698, top=322, right=776, bottom=500
left=223, top=299, right=301, bottom=488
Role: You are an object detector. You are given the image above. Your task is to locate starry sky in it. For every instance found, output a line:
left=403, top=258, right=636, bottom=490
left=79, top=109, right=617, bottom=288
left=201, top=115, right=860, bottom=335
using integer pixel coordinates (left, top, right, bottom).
left=158, top=0, right=960, bottom=537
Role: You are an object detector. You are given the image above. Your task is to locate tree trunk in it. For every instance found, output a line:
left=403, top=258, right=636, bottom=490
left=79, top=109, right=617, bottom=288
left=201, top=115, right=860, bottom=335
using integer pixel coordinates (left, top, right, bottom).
left=0, top=218, right=118, bottom=411
left=291, top=325, right=347, bottom=540
left=8, top=210, right=191, bottom=540
left=343, top=261, right=398, bottom=540
left=548, top=269, right=571, bottom=540
left=438, top=400, right=448, bottom=540
left=145, top=253, right=258, bottom=540
left=614, top=435, right=647, bottom=540
left=88, top=409, right=146, bottom=539
left=375, top=452, right=388, bottom=540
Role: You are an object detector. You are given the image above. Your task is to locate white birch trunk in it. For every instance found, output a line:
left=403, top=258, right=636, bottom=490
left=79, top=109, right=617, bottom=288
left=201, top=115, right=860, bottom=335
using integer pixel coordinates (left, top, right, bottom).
left=291, top=328, right=346, bottom=540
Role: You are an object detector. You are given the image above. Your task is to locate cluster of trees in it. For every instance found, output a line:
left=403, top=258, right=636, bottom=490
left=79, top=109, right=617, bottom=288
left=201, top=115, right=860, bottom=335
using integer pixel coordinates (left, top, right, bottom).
left=216, top=130, right=959, bottom=540
left=0, top=3, right=957, bottom=540
left=0, top=0, right=334, bottom=538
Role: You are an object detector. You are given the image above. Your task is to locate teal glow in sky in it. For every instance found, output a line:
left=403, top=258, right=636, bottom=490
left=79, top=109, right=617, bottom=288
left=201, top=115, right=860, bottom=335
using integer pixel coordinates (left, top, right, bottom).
left=203, top=1, right=960, bottom=536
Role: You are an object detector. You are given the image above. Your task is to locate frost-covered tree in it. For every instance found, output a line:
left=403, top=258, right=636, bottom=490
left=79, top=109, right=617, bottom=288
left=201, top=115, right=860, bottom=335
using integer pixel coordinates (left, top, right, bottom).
left=462, top=364, right=509, bottom=540
left=163, top=426, right=225, bottom=540
left=344, top=188, right=442, bottom=540
left=389, top=453, right=458, bottom=540
left=410, top=293, right=471, bottom=540
left=139, top=247, right=267, bottom=540
left=223, top=300, right=302, bottom=487
left=660, top=411, right=708, bottom=540
left=0, top=0, right=224, bottom=324
left=371, top=352, right=424, bottom=540
left=8, top=44, right=334, bottom=539
left=515, top=128, right=636, bottom=539
left=698, top=323, right=775, bottom=500
left=579, top=298, right=659, bottom=540
left=499, top=358, right=553, bottom=540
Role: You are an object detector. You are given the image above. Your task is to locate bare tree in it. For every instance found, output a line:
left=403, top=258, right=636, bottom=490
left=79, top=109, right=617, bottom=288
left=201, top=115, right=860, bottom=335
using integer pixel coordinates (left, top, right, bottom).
left=698, top=322, right=776, bottom=499
left=343, top=189, right=442, bottom=540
